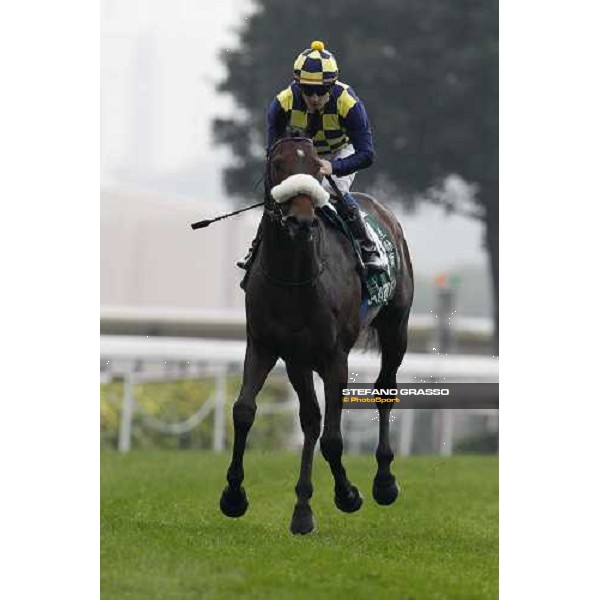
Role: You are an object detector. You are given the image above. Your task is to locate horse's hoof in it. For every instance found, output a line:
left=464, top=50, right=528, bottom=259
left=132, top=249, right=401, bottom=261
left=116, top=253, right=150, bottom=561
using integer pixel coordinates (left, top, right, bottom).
left=220, top=485, right=248, bottom=518
left=290, top=507, right=316, bottom=535
left=372, top=477, right=399, bottom=506
left=334, top=485, right=363, bottom=513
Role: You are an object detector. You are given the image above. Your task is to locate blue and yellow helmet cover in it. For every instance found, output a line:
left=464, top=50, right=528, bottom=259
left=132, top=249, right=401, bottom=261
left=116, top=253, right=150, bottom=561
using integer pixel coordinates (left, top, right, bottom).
left=293, top=40, right=339, bottom=85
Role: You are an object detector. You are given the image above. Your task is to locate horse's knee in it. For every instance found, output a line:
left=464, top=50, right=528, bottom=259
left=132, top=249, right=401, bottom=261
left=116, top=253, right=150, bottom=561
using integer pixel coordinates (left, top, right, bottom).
left=233, top=401, right=256, bottom=432
left=320, top=435, right=343, bottom=463
left=300, top=407, right=321, bottom=442
left=302, top=423, right=321, bottom=444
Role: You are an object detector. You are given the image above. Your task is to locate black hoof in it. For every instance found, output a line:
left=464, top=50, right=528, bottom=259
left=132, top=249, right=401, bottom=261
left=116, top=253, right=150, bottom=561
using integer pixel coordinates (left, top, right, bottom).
left=372, top=477, right=399, bottom=506
left=290, top=506, right=316, bottom=535
left=334, top=485, right=363, bottom=513
left=220, top=485, right=248, bottom=518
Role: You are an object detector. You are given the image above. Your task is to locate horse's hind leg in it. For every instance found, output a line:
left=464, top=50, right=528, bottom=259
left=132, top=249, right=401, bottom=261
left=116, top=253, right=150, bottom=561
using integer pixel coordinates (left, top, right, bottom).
left=320, top=353, right=363, bottom=513
left=220, top=340, right=277, bottom=518
left=286, top=363, right=321, bottom=535
left=372, top=311, right=409, bottom=506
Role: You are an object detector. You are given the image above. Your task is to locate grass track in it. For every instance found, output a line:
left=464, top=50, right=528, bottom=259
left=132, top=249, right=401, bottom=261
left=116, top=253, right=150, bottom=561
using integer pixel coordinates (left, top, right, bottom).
left=101, top=451, right=498, bottom=599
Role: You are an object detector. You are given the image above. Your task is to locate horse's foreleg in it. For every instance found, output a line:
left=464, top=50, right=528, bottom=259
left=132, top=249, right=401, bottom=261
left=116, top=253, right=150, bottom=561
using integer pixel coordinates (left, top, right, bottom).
left=320, top=355, right=363, bottom=513
left=220, top=341, right=277, bottom=518
left=286, top=363, right=321, bottom=534
left=372, top=312, right=409, bottom=505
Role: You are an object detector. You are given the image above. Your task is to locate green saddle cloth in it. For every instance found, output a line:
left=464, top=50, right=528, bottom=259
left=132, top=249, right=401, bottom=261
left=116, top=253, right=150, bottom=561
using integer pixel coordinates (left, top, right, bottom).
left=362, top=211, right=400, bottom=309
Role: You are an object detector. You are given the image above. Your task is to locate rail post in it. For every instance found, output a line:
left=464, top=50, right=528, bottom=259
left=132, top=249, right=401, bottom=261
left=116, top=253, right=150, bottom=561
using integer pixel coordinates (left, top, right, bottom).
left=212, top=365, right=227, bottom=452
left=399, top=409, right=414, bottom=456
left=118, top=362, right=136, bottom=453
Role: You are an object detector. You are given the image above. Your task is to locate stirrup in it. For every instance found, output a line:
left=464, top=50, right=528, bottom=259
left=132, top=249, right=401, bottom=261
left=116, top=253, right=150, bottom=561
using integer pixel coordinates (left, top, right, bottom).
left=237, top=230, right=262, bottom=271
left=236, top=250, right=253, bottom=270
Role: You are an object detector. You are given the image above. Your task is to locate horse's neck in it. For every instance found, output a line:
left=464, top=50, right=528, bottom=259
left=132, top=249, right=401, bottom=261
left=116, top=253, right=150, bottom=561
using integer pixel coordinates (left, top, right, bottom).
left=261, top=217, right=321, bottom=285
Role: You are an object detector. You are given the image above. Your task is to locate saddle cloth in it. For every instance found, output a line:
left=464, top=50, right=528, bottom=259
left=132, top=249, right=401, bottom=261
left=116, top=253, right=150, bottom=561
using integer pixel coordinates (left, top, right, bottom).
left=317, top=205, right=399, bottom=319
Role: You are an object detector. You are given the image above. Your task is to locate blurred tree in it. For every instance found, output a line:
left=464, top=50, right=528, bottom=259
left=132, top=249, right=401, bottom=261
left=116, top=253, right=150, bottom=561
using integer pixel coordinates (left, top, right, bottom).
left=213, top=0, right=498, bottom=350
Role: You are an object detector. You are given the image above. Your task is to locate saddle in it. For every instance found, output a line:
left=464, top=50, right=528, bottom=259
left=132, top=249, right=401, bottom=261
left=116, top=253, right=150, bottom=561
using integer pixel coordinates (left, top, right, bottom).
left=317, top=201, right=399, bottom=321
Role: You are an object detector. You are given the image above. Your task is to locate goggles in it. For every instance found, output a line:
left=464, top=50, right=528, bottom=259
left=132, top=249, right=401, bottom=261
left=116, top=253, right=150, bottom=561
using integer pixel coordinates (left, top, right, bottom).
left=299, top=84, right=332, bottom=97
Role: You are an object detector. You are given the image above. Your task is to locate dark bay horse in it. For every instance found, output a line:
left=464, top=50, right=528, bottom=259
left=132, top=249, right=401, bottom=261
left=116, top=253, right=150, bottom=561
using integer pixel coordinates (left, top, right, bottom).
left=220, top=136, right=414, bottom=534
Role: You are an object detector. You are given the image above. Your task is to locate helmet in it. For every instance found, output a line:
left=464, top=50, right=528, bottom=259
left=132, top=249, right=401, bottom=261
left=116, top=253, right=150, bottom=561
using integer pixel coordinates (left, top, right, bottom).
left=293, top=40, right=339, bottom=85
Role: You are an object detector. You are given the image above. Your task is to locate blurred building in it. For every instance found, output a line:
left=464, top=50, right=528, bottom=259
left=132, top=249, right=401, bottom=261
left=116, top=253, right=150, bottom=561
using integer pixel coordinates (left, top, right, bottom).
left=101, top=186, right=258, bottom=310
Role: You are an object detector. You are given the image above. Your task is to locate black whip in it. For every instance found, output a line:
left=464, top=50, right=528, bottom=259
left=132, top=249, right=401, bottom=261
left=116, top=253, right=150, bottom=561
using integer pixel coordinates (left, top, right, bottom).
left=190, top=201, right=264, bottom=230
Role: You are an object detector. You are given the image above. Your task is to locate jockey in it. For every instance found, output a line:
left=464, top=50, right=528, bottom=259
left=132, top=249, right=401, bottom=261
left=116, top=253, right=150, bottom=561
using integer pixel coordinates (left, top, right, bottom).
left=238, top=40, right=385, bottom=274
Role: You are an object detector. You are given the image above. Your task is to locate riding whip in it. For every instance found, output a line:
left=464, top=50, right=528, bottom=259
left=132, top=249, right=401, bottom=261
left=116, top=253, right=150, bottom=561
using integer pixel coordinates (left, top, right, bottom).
left=325, top=175, right=345, bottom=204
left=190, top=201, right=264, bottom=230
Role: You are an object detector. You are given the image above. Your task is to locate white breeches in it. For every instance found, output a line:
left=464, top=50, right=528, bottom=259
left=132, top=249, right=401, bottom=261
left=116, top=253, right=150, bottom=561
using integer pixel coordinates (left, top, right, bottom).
left=320, top=144, right=356, bottom=194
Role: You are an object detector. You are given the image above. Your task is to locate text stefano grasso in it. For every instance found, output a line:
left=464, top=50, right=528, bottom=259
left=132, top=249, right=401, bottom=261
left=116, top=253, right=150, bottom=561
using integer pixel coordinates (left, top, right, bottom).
left=342, top=388, right=450, bottom=396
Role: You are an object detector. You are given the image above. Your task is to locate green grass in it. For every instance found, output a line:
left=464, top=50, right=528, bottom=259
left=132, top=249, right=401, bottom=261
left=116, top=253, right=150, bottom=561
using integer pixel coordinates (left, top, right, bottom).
left=101, top=451, right=498, bottom=600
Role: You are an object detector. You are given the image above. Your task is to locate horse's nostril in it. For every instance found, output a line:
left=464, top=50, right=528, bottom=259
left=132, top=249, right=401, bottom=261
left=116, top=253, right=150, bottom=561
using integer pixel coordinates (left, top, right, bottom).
left=289, top=214, right=313, bottom=227
left=286, top=214, right=315, bottom=238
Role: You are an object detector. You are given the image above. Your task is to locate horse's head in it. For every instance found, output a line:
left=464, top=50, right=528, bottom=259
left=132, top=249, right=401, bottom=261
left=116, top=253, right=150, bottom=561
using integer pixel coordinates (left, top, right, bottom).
left=268, top=132, right=321, bottom=184
left=265, top=135, right=326, bottom=237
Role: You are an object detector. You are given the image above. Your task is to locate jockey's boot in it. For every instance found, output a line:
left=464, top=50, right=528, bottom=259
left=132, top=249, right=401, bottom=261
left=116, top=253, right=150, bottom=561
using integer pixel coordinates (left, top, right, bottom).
left=340, top=192, right=386, bottom=274
left=236, top=222, right=263, bottom=270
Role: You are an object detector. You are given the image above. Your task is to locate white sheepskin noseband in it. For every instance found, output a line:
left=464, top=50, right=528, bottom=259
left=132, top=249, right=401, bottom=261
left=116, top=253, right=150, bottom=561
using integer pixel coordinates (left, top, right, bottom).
left=271, top=174, right=331, bottom=208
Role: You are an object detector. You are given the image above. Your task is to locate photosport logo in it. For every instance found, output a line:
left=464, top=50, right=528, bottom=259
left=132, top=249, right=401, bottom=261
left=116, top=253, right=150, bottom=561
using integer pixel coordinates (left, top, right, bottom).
left=340, top=383, right=499, bottom=409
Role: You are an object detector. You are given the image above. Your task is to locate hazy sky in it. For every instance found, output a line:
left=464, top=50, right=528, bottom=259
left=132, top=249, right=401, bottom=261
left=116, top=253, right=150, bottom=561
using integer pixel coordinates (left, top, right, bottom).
left=100, top=0, right=487, bottom=274
left=101, top=0, right=251, bottom=180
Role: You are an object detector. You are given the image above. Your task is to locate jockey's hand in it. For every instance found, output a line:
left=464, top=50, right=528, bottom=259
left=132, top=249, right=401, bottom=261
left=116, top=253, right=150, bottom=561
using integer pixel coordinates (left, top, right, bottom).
left=318, top=159, right=333, bottom=176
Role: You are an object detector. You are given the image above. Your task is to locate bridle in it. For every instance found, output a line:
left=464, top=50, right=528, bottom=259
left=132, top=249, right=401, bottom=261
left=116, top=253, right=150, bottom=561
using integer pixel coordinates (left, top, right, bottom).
left=259, top=136, right=325, bottom=286
left=263, top=136, right=319, bottom=224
